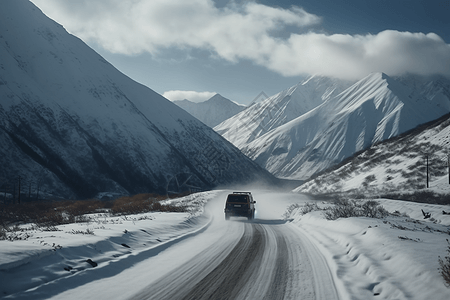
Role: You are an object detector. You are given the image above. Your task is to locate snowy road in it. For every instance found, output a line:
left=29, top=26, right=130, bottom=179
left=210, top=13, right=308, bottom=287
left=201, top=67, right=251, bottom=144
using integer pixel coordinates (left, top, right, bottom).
left=4, top=190, right=450, bottom=299
left=1, top=190, right=342, bottom=300
left=128, top=191, right=341, bottom=300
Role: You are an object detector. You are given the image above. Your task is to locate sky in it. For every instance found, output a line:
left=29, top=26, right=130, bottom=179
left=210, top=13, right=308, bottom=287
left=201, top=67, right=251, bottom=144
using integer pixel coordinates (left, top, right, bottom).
left=30, top=0, right=450, bottom=104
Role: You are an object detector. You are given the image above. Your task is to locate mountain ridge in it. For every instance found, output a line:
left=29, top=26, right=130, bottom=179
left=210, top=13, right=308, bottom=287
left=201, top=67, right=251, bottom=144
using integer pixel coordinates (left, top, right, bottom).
left=214, top=75, right=353, bottom=149
left=0, top=0, right=275, bottom=199
left=235, top=72, right=450, bottom=180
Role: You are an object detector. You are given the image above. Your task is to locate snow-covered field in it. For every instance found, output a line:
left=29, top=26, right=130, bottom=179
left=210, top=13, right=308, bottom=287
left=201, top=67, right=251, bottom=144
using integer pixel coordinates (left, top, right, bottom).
left=1, top=190, right=450, bottom=299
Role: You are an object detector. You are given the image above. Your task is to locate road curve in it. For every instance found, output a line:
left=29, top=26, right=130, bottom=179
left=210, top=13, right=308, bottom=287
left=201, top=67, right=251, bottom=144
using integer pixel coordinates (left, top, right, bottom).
left=129, top=219, right=340, bottom=300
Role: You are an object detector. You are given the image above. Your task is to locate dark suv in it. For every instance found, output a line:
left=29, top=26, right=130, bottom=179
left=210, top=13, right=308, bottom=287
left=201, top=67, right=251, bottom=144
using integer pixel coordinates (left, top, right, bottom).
left=224, top=192, right=256, bottom=220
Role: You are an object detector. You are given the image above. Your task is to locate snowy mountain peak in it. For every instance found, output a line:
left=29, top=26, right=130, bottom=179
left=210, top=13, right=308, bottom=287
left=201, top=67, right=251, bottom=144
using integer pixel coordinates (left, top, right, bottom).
left=208, top=93, right=225, bottom=102
left=338, top=72, right=391, bottom=98
left=215, top=76, right=353, bottom=149
left=174, top=94, right=245, bottom=128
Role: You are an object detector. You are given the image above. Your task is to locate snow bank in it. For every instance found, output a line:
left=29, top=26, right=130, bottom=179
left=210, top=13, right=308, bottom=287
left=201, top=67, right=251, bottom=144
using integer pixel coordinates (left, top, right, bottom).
left=287, top=198, right=450, bottom=300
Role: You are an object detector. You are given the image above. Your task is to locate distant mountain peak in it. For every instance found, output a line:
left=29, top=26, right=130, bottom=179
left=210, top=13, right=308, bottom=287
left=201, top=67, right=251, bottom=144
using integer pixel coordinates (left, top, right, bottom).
left=174, top=94, right=245, bottom=128
left=206, top=93, right=227, bottom=103
left=209, top=93, right=221, bottom=99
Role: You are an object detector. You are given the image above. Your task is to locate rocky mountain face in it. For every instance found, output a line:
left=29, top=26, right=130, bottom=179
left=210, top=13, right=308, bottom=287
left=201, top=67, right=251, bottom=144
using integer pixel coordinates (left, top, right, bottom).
left=214, top=75, right=353, bottom=149
left=218, top=72, right=450, bottom=181
left=173, top=94, right=245, bottom=128
left=0, top=0, right=275, bottom=199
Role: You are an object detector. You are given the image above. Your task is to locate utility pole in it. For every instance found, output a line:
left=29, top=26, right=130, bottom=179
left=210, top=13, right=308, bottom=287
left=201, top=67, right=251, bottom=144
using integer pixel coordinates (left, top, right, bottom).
left=28, top=181, right=32, bottom=200
left=18, top=176, right=21, bottom=204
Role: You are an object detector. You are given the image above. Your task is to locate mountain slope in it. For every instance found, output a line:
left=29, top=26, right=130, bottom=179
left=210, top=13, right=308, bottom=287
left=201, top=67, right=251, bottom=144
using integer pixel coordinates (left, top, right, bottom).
left=242, top=73, right=450, bottom=180
left=295, top=113, right=450, bottom=198
left=214, top=75, right=353, bottom=149
left=173, top=94, right=245, bottom=128
left=0, top=0, right=274, bottom=199
left=396, top=73, right=450, bottom=111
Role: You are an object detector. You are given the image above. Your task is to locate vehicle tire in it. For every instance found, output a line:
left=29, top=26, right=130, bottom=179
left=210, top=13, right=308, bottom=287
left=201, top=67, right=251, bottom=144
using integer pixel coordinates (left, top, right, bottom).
left=247, top=212, right=253, bottom=220
left=225, top=214, right=230, bottom=220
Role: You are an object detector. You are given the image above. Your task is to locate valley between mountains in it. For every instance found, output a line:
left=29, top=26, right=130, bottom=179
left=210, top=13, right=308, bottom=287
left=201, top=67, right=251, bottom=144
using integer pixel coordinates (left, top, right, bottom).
left=1, top=1, right=450, bottom=300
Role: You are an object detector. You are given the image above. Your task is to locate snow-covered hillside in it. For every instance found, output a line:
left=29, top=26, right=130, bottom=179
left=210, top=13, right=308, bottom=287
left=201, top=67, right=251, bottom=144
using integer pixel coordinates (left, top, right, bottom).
left=0, top=1, right=274, bottom=199
left=214, top=75, right=352, bottom=149
left=296, top=113, right=450, bottom=197
left=242, top=73, right=450, bottom=180
left=173, top=94, right=245, bottom=128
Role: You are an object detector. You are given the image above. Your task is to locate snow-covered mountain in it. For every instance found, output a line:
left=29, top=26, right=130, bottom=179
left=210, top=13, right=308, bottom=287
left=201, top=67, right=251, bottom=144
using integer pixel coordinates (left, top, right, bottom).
left=396, top=73, right=450, bottom=106
left=296, top=113, right=450, bottom=197
left=214, top=75, right=353, bottom=149
left=0, top=0, right=274, bottom=199
left=173, top=94, right=245, bottom=128
left=241, top=73, right=450, bottom=180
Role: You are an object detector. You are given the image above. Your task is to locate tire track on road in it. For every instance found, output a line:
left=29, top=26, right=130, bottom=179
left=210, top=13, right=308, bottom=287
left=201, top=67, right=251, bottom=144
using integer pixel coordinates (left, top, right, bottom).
left=262, top=226, right=289, bottom=300
left=182, top=223, right=265, bottom=300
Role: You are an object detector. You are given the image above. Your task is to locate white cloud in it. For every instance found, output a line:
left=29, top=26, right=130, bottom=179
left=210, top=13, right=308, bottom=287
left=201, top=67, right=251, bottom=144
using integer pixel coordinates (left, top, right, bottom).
left=265, top=30, right=450, bottom=80
left=31, top=0, right=450, bottom=80
left=30, top=0, right=320, bottom=56
left=163, top=90, right=216, bottom=102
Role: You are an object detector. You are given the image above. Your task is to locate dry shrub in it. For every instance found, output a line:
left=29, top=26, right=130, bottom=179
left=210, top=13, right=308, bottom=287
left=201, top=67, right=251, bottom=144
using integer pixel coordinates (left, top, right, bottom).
left=111, top=195, right=151, bottom=215
left=0, top=201, right=55, bottom=225
left=0, top=193, right=188, bottom=227
left=111, top=193, right=186, bottom=215
left=0, top=199, right=105, bottom=226
left=324, top=199, right=389, bottom=220
left=283, top=202, right=322, bottom=219
left=382, top=191, right=450, bottom=205
left=39, top=209, right=65, bottom=226
left=37, top=199, right=104, bottom=225
left=63, top=199, right=103, bottom=218
left=0, top=226, right=6, bottom=240
left=282, top=203, right=301, bottom=219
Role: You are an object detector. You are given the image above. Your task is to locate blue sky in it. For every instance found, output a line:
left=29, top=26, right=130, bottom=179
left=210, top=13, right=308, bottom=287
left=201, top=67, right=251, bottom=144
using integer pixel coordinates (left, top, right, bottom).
left=31, top=0, right=450, bottom=104
left=270, top=0, right=450, bottom=40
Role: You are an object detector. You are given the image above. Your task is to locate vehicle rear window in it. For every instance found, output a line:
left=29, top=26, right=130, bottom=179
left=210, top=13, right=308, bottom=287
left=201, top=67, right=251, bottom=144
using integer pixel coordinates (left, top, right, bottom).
left=226, top=195, right=248, bottom=203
